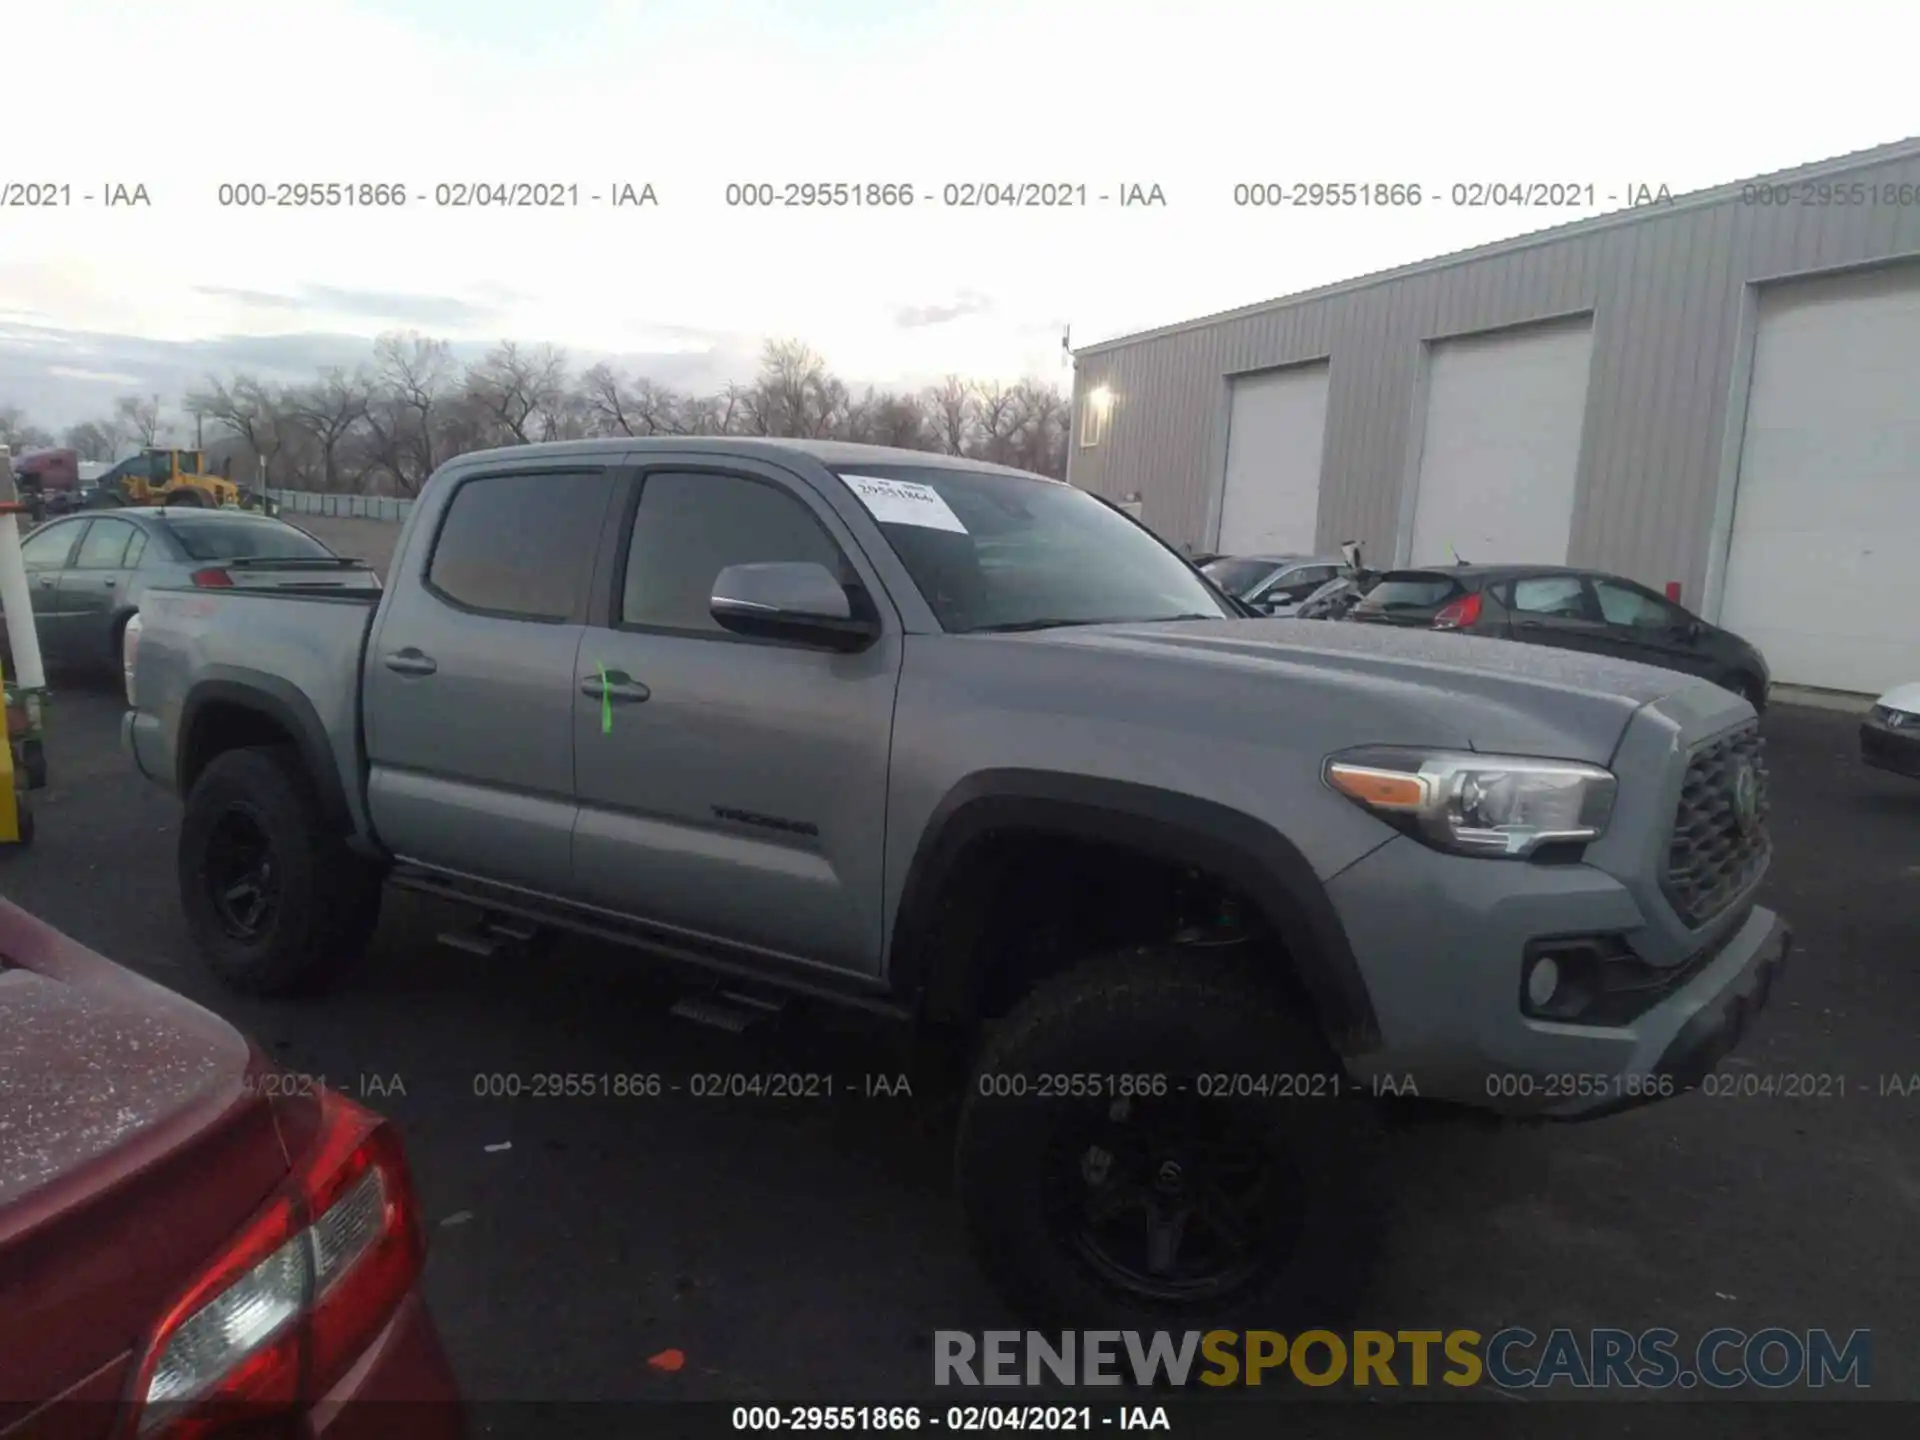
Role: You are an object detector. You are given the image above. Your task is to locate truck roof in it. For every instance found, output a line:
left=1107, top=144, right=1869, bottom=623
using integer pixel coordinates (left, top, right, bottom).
left=442, top=435, right=1060, bottom=482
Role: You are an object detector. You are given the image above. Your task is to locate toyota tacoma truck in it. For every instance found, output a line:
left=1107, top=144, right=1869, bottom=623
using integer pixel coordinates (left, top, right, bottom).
left=123, top=438, right=1792, bottom=1328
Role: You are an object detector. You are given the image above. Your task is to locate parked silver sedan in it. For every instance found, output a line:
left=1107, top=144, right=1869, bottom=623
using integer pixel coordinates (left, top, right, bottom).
left=2, top=508, right=378, bottom=675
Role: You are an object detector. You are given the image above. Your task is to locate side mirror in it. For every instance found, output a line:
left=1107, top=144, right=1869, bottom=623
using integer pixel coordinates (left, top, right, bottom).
left=710, top=561, right=879, bottom=652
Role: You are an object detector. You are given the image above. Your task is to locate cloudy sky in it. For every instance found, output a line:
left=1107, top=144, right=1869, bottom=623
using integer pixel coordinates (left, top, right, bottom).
left=5, top=0, right=1918, bottom=430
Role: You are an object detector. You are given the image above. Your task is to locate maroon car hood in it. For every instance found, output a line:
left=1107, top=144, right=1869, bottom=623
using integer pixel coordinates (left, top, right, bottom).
left=0, top=901, right=290, bottom=1425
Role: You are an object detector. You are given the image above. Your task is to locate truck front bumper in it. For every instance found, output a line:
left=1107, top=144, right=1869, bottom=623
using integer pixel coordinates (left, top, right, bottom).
left=1329, top=835, right=1791, bottom=1120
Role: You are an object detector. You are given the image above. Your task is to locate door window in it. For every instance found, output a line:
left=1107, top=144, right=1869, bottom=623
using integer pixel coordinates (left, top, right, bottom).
left=619, top=471, right=847, bottom=635
left=425, top=470, right=610, bottom=621
left=1510, top=575, right=1592, bottom=619
left=19, top=522, right=82, bottom=569
left=1593, top=578, right=1679, bottom=630
left=74, top=518, right=137, bottom=569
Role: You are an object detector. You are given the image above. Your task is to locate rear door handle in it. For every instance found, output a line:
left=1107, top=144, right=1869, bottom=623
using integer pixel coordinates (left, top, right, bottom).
left=36, top=575, right=55, bottom=587
left=581, top=671, right=650, bottom=703
left=383, top=648, right=438, bottom=676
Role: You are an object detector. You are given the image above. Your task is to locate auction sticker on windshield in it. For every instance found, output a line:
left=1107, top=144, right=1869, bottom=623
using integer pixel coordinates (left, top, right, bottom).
left=842, top=474, right=969, bottom=533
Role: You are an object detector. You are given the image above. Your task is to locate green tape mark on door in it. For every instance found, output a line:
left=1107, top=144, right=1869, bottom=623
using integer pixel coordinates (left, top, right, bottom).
left=597, top=661, right=612, bottom=734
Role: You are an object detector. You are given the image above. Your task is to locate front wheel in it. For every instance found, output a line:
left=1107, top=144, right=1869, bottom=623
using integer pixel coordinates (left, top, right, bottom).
left=178, top=746, right=382, bottom=995
left=954, top=946, right=1386, bottom=1329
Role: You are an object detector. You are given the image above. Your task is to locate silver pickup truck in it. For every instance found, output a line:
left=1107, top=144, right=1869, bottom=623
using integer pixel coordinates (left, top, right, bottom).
left=124, top=438, right=1791, bottom=1327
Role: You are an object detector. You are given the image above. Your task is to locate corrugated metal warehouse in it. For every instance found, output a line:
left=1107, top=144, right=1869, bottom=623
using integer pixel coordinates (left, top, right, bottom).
left=1067, top=136, right=1920, bottom=695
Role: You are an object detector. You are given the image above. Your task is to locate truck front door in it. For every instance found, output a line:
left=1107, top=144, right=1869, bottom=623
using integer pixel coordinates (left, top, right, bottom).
left=361, top=465, right=617, bottom=894
left=569, top=460, right=903, bottom=977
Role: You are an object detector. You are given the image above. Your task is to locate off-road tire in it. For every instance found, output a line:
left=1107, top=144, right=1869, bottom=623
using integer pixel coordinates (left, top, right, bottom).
left=955, top=944, right=1387, bottom=1330
left=179, top=745, right=382, bottom=995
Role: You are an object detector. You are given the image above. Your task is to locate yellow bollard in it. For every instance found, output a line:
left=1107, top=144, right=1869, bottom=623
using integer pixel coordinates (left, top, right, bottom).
left=0, top=649, right=27, bottom=845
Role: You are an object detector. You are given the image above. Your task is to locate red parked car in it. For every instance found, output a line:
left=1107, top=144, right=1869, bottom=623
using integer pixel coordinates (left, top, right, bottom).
left=0, top=898, right=463, bottom=1439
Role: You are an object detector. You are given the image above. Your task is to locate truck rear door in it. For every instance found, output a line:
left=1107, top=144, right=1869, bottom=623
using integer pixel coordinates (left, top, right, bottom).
left=361, top=464, right=617, bottom=894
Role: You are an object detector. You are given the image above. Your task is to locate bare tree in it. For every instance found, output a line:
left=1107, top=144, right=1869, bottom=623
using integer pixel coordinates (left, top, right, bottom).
left=114, top=394, right=164, bottom=447
left=289, top=369, right=371, bottom=491
left=0, top=406, right=55, bottom=451
left=926, top=375, right=977, bottom=455
left=580, top=364, right=687, bottom=437
left=61, top=419, right=118, bottom=461
left=191, top=376, right=293, bottom=488
left=370, top=331, right=455, bottom=491
left=464, top=341, right=568, bottom=446
left=14, top=330, right=1074, bottom=492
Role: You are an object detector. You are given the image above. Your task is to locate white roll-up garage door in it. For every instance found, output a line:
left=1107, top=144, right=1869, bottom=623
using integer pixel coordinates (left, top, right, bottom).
left=1406, top=317, right=1595, bottom=567
left=1718, top=266, right=1920, bottom=694
left=1216, top=362, right=1330, bottom=554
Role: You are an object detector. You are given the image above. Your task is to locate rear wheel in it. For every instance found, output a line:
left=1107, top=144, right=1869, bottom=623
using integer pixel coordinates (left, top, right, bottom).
left=954, top=945, right=1386, bottom=1329
left=179, top=746, right=382, bottom=995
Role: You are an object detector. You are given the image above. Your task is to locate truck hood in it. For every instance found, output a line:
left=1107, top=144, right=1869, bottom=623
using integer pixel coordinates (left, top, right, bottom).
left=1030, top=617, right=1691, bottom=764
left=0, top=902, right=289, bottom=1415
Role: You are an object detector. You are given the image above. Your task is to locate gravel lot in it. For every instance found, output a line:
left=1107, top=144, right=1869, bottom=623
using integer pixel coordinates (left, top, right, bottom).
left=3, top=647, right=1916, bottom=1417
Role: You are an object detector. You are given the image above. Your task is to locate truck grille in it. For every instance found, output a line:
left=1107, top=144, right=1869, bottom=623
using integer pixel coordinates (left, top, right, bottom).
left=1662, top=722, right=1771, bottom=927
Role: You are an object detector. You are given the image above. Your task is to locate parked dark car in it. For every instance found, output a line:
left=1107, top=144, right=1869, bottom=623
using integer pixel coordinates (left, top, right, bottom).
left=1201, top=553, right=1353, bottom=614
left=0, top=898, right=462, bottom=1438
left=1861, top=682, right=1920, bottom=779
left=1, top=508, right=375, bottom=676
left=1347, top=564, right=1772, bottom=710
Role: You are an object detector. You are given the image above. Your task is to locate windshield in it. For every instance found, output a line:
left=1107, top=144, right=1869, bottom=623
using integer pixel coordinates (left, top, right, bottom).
left=1200, top=556, right=1287, bottom=597
left=832, top=466, right=1234, bottom=633
left=160, top=515, right=336, bottom=562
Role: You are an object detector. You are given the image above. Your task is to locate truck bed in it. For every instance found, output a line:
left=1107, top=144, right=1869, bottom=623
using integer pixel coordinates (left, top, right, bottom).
left=127, top=586, right=382, bottom=837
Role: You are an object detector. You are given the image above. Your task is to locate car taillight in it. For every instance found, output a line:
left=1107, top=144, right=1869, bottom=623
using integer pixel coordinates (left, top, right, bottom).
left=120, top=1089, right=425, bottom=1439
left=189, top=567, right=233, bottom=588
left=1432, top=592, right=1482, bottom=629
left=122, top=612, right=143, bottom=707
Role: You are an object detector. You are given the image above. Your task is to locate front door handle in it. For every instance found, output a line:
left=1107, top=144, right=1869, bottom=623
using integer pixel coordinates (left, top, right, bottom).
left=36, top=575, right=55, bottom=587
left=383, top=648, right=438, bottom=676
left=581, top=671, right=650, bottom=703
left=103, top=578, right=116, bottom=587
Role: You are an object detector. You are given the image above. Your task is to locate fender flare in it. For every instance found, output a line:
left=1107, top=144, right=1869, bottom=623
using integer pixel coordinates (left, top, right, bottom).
left=887, top=769, right=1381, bottom=1057
left=178, top=670, right=352, bottom=836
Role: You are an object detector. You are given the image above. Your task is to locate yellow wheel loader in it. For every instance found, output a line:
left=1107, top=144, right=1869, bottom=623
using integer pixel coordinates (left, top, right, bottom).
left=95, top=448, right=244, bottom=508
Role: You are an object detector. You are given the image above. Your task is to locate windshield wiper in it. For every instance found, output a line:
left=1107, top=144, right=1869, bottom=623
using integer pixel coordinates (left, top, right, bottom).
left=964, top=617, right=1108, bottom=633
left=966, top=612, right=1220, bottom=634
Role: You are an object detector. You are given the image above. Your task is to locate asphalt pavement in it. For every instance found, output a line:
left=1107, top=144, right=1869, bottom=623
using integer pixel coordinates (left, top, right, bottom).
left=2, top=680, right=1916, bottom=1413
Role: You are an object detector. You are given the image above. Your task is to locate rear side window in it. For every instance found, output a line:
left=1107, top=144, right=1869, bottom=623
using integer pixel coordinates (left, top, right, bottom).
left=75, top=518, right=137, bottom=568
left=20, top=522, right=82, bottom=568
left=1510, top=575, right=1591, bottom=618
left=427, top=470, right=611, bottom=621
left=1365, top=574, right=1462, bottom=609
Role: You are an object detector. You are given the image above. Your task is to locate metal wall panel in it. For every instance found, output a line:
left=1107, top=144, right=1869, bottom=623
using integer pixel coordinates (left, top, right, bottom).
left=1067, top=139, right=1920, bottom=603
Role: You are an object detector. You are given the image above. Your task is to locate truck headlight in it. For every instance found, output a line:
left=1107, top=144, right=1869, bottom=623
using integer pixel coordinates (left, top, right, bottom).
left=1324, top=746, right=1617, bottom=859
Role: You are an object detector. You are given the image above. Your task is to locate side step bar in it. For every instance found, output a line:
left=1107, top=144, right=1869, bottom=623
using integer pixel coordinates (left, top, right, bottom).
left=669, top=988, right=788, bottom=1034
left=436, top=913, right=543, bottom=957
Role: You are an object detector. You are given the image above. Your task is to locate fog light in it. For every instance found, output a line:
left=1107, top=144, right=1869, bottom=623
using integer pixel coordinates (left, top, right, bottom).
left=1526, top=956, right=1561, bottom=1008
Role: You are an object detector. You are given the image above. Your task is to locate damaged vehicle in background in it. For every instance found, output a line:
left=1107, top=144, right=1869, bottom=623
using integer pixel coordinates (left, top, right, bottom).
left=1861, top=682, right=1920, bottom=779
left=1347, top=564, right=1772, bottom=712
left=1201, top=551, right=1355, bottom=616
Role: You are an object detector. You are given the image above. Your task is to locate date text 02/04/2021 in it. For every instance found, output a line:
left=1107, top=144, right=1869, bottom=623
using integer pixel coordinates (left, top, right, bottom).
left=972, top=1072, right=1417, bottom=1100
left=730, top=1405, right=1166, bottom=1433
